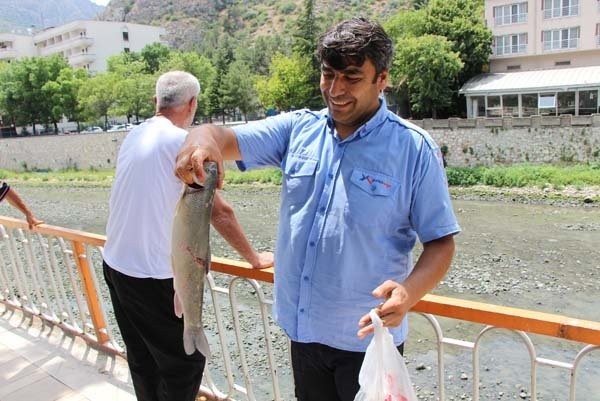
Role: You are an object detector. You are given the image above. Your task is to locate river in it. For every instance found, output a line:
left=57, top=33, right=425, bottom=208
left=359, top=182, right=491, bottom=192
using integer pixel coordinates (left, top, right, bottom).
left=1, top=185, right=599, bottom=400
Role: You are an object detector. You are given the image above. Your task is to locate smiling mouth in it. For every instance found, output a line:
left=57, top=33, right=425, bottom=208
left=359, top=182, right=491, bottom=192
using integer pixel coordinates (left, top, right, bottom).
left=330, top=99, right=352, bottom=108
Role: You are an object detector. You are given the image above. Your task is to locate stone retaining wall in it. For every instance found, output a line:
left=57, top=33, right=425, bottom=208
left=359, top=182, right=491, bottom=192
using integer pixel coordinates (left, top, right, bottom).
left=1, top=115, right=599, bottom=171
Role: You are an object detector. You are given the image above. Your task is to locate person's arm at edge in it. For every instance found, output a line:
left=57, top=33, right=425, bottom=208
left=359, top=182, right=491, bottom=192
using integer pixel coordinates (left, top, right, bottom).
left=176, top=124, right=241, bottom=188
left=210, top=191, right=274, bottom=269
left=4, top=187, right=44, bottom=229
left=357, top=234, right=455, bottom=338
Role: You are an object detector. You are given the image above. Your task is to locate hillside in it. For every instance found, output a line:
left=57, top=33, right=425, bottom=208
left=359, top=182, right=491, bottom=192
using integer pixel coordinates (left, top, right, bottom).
left=100, top=0, right=410, bottom=50
left=0, top=0, right=104, bottom=33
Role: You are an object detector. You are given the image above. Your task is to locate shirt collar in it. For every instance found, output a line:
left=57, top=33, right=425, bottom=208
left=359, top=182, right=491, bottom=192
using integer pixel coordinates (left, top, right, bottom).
left=326, top=96, right=388, bottom=142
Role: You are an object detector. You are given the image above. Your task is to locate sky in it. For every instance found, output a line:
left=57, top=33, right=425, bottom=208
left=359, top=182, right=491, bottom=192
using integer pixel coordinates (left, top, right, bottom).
left=90, top=0, right=110, bottom=5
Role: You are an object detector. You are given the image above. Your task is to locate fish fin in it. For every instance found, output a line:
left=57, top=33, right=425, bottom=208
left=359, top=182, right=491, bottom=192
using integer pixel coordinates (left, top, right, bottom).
left=174, top=291, right=183, bottom=318
left=183, top=327, right=211, bottom=358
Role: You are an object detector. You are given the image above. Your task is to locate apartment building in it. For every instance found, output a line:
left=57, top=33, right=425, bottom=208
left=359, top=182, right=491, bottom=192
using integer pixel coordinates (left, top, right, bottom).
left=0, top=20, right=166, bottom=74
left=460, top=0, right=600, bottom=117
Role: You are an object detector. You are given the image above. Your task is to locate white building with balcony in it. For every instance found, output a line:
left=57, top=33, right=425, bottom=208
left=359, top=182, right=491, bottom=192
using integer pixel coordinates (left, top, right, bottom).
left=460, top=0, right=600, bottom=117
left=0, top=20, right=166, bottom=74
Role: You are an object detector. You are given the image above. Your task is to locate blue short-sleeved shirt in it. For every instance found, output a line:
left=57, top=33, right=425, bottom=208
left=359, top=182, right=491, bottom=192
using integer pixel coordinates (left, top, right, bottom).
left=234, top=100, right=460, bottom=351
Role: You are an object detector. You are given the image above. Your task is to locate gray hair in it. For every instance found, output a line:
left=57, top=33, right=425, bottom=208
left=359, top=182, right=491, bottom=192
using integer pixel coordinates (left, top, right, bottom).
left=155, top=71, right=200, bottom=110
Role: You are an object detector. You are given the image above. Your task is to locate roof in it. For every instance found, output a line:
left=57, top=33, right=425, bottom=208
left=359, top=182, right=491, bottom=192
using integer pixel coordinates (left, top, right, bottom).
left=459, top=65, right=600, bottom=96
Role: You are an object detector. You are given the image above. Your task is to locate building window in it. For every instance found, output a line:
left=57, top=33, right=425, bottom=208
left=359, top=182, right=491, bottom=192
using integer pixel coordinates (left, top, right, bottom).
left=122, top=31, right=129, bottom=41
left=557, top=92, right=576, bottom=114
left=494, top=2, right=528, bottom=25
left=124, top=47, right=130, bottom=53
left=502, top=94, right=519, bottom=116
left=543, top=0, right=579, bottom=19
left=579, top=90, right=598, bottom=115
left=538, top=93, right=557, bottom=115
left=555, top=60, right=571, bottom=66
left=486, top=96, right=503, bottom=117
left=507, top=65, right=521, bottom=70
left=522, top=94, right=538, bottom=116
left=596, top=24, right=600, bottom=47
left=494, top=33, right=528, bottom=55
left=542, top=27, right=579, bottom=51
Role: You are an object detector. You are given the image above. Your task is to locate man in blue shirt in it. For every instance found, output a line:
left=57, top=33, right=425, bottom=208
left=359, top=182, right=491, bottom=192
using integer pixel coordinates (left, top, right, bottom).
left=175, top=17, right=460, bottom=401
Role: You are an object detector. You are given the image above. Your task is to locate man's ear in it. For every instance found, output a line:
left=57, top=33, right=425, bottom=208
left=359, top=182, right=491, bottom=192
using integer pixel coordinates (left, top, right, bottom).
left=378, top=70, right=388, bottom=91
left=189, top=96, right=197, bottom=111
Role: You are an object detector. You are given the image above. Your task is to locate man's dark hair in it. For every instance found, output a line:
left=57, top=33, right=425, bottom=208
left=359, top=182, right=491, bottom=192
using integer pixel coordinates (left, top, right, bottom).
left=316, top=17, right=393, bottom=75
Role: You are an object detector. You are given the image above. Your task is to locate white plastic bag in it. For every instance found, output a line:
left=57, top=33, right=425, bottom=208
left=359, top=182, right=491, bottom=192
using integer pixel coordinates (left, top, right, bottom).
left=354, top=309, right=418, bottom=401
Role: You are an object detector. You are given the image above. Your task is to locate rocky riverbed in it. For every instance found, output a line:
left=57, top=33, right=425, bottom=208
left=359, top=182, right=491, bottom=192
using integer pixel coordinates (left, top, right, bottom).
left=1, top=184, right=599, bottom=400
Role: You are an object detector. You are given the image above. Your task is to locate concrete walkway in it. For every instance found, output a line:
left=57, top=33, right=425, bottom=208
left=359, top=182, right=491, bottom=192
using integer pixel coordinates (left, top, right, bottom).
left=0, top=305, right=135, bottom=401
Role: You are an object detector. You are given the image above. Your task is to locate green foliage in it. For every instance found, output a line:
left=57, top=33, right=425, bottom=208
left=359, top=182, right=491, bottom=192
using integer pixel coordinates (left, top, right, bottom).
left=422, top=0, right=492, bottom=86
left=386, top=0, right=492, bottom=116
left=141, top=43, right=172, bottom=74
left=221, top=59, right=260, bottom=121
left=255, top=53, right=314, bottom=111
left=446, top=164, right=600, bottom=187
left=0, top=55, right=69, bottom=131
left=392, top=35, right=462, bottom=118
left=159, top=51, right=217, bottom=119
left=278, top=2, right=297, bottom=14
left=78, top=73, right=119, bottom=128
left=225, top=168, right=282, bottom=185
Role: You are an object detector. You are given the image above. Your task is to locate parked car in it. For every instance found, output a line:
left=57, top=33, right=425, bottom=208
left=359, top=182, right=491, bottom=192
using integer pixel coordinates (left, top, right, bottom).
left=81, top=126, right=103, bottom=134
left=107, top=124, right=134, bottom=132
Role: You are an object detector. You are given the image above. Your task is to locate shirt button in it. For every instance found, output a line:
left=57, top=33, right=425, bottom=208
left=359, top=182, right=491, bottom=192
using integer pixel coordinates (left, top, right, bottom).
left=309, top=241, right=315, bottom=247
left=328, top=173, right=334, bottom=180
left=300, top=308, right=305, bottom=313
left=319, top=206, right=325, bottom=213
left=303, top=276, right=309, bottom=281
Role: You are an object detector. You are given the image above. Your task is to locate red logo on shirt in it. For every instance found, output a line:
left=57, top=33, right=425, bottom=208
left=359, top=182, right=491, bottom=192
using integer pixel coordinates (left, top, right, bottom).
left=360, top=174, right=392, bottom=189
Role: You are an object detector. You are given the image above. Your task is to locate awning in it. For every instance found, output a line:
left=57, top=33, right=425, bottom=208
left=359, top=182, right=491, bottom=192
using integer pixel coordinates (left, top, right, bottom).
left=459, top=65, right=600, bottom=96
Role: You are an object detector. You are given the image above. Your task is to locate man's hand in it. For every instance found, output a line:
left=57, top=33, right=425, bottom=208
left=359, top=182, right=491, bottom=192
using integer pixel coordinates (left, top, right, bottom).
left=175, top=127, right=225, bottom=188
left=25, top=213, right=44, bottom=230
left=356, top=280, right=410, bottom=339
left=249, top=251, right=274, bottom=269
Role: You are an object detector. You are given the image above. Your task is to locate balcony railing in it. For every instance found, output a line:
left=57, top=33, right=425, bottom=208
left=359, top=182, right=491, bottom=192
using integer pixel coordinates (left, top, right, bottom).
left=37, top=36, right=94, bottom=57
left=1, top=215, right=599, bottom=400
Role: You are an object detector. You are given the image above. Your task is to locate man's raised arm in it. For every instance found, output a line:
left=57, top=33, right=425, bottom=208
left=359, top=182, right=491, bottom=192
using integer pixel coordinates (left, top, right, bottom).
left=175, top=124, right=240, bottom=188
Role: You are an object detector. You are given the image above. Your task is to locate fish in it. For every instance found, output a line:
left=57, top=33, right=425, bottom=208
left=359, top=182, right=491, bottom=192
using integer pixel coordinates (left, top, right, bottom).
left=171, top=161, right=218, bottom=357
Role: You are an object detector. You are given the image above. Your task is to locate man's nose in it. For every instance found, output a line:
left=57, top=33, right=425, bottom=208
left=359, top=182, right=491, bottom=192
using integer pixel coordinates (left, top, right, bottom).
left=329, top=76, right=346, bottom=97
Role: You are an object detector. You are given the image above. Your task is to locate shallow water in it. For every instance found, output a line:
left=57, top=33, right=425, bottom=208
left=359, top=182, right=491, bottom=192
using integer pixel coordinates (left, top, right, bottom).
left=2, top=185, right=599, bottom=399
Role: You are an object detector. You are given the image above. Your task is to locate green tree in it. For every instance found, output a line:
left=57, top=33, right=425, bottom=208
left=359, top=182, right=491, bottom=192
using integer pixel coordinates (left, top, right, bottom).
left=0, top=56, right=68, bottom=134
left=422, top=0, right=492, bottom=86
left=292, top=0, right=322, bottom=108
left=141, top=42, right=172, bottom=74
left=392, top=35, right=463, bottom=118
left=41, top=67, right=89, bottom=132
left=114, top=73, right=155, bottom=123
left=255, top=53, right=313, bottom=111
left=159, top=51, right=217, bottom=121
left=221, top=59, right=260, bottom=122
left=78, top=73, right=119, bottom=129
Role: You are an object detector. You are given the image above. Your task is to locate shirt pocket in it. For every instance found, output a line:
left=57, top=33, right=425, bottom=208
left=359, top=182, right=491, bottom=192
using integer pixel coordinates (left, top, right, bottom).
left=345, top=168, right=400, bottom=226
left=283, top=154, right=318, bottom=207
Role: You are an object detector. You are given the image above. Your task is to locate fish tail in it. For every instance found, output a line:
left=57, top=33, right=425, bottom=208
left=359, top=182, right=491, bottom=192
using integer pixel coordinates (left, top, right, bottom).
left=183, top=327, right=211, bottom=358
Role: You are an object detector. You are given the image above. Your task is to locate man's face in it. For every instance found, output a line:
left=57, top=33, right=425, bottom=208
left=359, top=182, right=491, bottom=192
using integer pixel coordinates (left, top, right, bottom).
left=320, top=58, right=388, bottom=139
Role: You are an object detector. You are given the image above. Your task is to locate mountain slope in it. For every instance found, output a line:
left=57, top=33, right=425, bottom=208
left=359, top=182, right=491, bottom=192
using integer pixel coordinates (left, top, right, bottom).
left=100, top=0, right=409, bottom=50
left=0, top=0, right=104, bottom=33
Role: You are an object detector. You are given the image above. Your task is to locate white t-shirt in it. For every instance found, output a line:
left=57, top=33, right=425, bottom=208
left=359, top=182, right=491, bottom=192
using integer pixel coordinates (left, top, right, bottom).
left=103, top=116, right=186, bottom=278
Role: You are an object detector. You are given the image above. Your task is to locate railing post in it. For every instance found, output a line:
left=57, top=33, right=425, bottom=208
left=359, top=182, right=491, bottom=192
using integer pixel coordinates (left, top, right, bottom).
left=71, top=240, right=109, bottom=344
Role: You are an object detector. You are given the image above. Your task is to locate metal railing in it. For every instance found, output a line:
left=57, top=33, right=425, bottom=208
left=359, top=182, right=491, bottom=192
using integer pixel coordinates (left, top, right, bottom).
left=1, top=215, right=599, bottom=400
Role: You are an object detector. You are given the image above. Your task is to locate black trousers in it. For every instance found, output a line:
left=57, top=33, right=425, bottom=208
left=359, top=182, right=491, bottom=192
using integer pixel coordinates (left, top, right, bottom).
left=103, top=261, right=205, bottom=401
left=291, top=341, right=404, bottom=401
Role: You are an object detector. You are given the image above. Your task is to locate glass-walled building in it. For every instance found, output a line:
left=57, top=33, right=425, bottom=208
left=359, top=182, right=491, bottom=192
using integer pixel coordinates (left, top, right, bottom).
left=462, top=0, right=600, bottom=118
left=460, top=65, right=600, bottom=117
